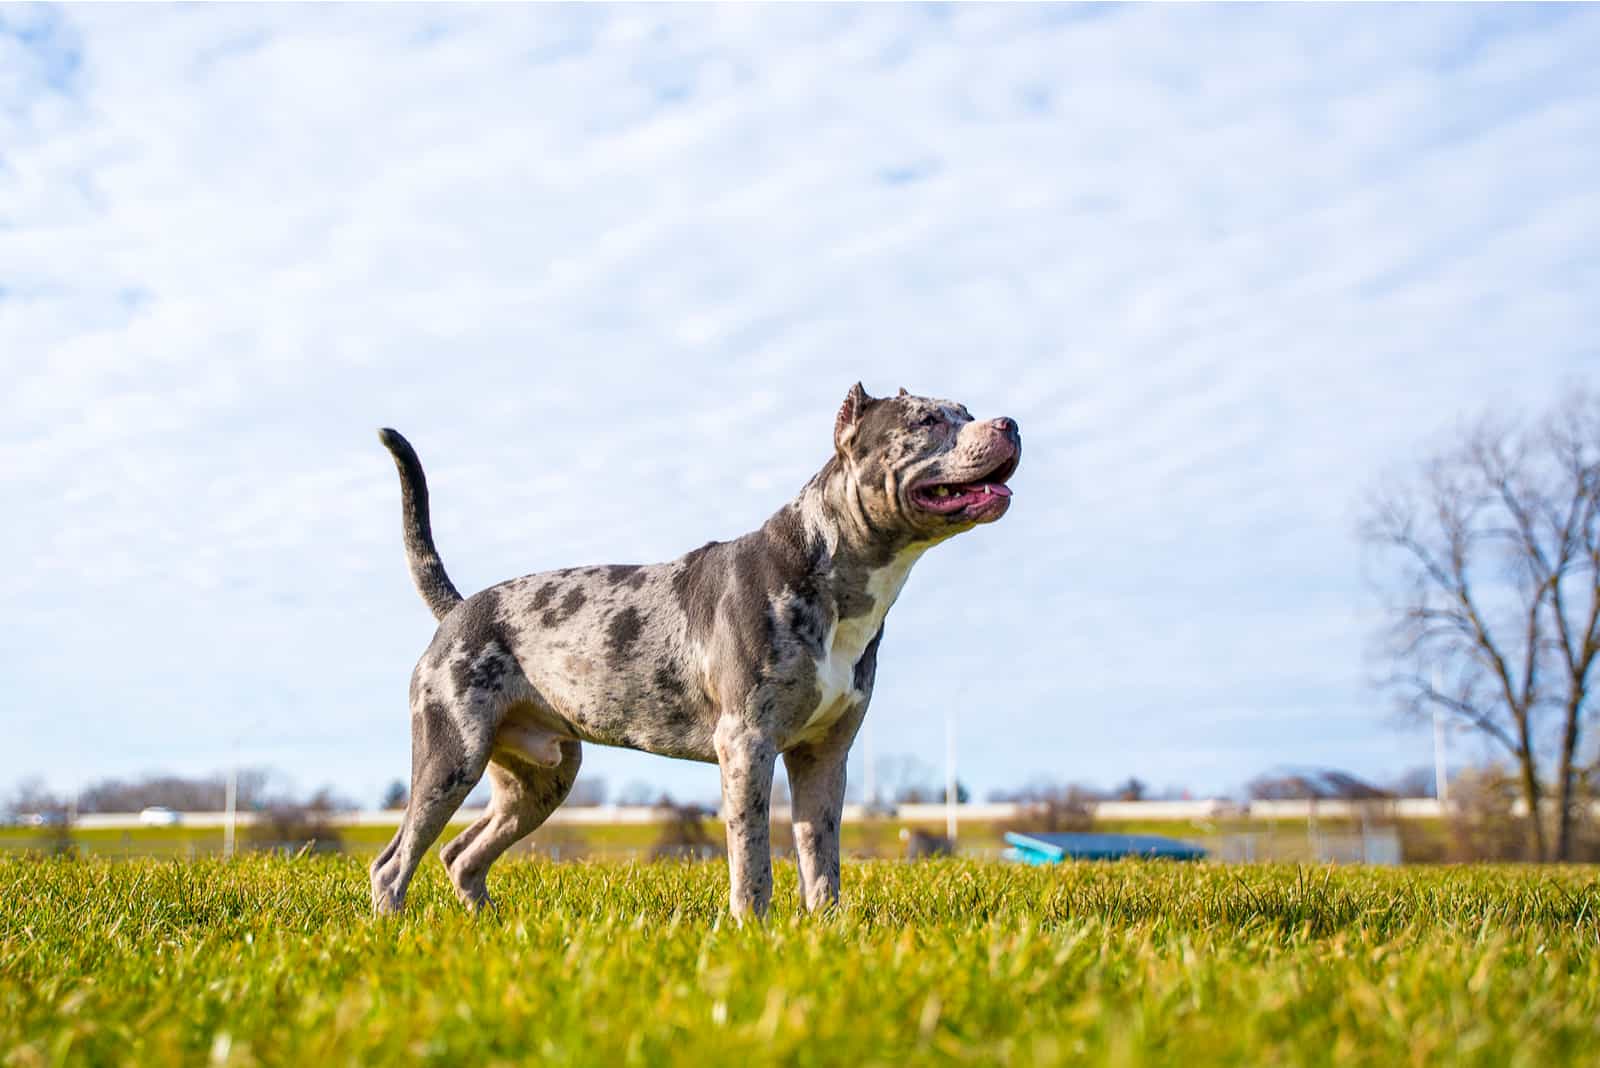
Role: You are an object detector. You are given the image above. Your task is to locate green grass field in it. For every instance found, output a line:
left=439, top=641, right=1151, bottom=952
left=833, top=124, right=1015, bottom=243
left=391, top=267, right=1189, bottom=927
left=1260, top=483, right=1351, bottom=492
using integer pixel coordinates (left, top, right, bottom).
left=3, top=857, right=1596, bottom=1066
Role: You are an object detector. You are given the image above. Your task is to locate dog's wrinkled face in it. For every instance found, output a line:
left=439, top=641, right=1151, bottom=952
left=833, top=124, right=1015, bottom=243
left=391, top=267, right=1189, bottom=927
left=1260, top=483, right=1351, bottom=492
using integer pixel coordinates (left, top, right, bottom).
left=833, top=383, right=1021, bottom=539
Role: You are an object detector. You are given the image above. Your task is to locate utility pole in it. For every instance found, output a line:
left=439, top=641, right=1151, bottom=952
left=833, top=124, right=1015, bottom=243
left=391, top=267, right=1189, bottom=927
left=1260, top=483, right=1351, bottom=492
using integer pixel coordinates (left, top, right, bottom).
left=1431, top=665, right=1450, bottom=806
left=945, top=707, right=957, bottom=843
left=223, top=719, right=263, bottom=861
left=223, top=764, right=238, bottom=860
left=863, top=719, right=877, bottom=807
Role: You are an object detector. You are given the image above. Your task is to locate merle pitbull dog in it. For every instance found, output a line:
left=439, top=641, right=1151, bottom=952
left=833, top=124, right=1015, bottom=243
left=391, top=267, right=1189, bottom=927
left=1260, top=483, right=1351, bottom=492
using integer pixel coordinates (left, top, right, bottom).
left=369, top=384, right=1020, bottom=919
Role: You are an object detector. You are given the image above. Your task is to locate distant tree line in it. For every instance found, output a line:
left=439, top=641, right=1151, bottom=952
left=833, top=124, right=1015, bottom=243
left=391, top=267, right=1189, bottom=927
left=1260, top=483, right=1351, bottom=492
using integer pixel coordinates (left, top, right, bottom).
left=3, top=770, right=355, bottom=818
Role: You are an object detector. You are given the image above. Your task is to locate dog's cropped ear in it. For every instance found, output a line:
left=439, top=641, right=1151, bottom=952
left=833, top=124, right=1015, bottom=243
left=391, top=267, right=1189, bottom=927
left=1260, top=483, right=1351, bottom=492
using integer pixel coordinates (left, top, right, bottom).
left=897, top=387, right=909, bottom=397
left=835, top=382, right=872, bottom=452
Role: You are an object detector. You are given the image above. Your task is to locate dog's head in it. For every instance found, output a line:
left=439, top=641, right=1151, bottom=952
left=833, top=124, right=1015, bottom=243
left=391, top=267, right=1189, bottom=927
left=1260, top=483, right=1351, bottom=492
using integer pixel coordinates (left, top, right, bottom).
left=831, top=383, right=1021, bottom=540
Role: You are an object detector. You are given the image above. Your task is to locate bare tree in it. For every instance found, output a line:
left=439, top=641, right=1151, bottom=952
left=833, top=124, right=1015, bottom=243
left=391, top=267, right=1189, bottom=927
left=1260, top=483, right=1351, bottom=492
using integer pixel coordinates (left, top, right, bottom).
left=380, top=780, right=408, bottom=810
left=77, top=769, right=276, bottom=813
left=992, top=777, right=1099, bottom=833
left=940, top=781, right=970, bottom=804
left=304, top=785, right=357, bottom=813
left=1363, top=388, right=1599, bottom=860
left=876, top=754, right=939, bottom=804
left=649, top=796, right=724, bottom=861
left=565, top=775, right=608, bottom=807
left=1112, top=777, right=1147, bottom=802
left=1388, top=766, right=1440, bottom=799
left=616, top=780, right=659, bottom=807
left=1246, top=768, right=1392, bottom=802
left=6, top=777, right=66, bottom=818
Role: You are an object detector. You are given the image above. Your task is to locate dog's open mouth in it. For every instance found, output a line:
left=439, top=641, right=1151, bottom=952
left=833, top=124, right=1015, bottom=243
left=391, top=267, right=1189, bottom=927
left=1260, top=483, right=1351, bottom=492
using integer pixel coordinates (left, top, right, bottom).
left=911, top=453, right=1019, bottom=516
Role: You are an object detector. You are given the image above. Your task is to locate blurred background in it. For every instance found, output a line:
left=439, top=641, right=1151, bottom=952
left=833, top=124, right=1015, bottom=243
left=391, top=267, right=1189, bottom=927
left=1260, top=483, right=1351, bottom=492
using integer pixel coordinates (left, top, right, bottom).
left=2, top=4, right=1597, bottom=862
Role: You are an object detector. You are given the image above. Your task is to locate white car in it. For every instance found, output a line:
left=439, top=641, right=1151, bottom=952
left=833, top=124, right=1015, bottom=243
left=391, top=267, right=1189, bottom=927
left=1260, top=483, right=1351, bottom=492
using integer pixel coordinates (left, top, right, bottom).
left=138, top=806, right=182, bottom=827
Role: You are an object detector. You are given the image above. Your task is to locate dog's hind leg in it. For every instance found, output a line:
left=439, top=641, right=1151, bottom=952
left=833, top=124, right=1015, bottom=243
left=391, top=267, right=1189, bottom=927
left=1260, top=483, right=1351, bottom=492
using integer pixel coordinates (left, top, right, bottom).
left=443, top=742, right=582, bottom=910
left=370, top=699, right=492, bottom=915
left=368, top=827, right=403, bottom=907
left=437, top=810, right=491, bottom=874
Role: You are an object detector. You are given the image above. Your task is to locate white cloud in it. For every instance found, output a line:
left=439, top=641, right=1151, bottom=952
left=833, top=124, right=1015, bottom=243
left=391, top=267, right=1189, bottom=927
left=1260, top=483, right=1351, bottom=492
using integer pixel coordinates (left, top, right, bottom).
left=2, top=4, right=1597, bottom=803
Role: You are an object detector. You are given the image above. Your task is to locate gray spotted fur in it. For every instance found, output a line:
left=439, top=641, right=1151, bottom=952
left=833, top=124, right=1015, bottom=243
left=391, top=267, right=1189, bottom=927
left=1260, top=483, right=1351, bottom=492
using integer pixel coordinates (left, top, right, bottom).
left=369, top=384, right=1021, bottom=919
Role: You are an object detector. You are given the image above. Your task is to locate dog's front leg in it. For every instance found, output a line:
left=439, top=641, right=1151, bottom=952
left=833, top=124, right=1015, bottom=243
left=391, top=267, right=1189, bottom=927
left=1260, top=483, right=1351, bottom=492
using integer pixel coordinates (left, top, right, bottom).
left=784, top=740, right=849, bottom=912
left=714, top=719, right=777, bottom=922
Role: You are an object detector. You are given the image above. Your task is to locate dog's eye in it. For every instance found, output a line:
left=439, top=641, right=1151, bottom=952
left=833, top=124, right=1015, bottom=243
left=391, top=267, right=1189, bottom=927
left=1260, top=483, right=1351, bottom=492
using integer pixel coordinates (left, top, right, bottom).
left=914, top=413, right=941, bottom=429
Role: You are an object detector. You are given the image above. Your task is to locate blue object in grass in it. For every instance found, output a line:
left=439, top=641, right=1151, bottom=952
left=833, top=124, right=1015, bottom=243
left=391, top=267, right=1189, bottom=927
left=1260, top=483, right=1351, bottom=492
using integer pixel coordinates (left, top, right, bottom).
left=1003, top=831, right=1207, bottom=865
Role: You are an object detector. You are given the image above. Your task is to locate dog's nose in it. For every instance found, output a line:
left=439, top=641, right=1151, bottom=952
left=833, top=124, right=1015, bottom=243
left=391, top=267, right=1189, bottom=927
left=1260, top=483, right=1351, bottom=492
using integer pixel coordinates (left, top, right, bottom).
left=991, top=417, right=1019, bottom=438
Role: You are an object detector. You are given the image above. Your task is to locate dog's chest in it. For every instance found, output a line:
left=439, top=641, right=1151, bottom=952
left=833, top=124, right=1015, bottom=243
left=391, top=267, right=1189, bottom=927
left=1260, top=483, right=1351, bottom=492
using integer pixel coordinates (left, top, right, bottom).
left=793, top=548, right=924, bottom=743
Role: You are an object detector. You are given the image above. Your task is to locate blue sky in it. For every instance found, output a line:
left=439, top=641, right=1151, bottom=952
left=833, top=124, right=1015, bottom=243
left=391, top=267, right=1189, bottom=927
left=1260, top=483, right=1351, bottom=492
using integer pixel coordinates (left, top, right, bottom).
left=3, top=3, right=1598, bottom=806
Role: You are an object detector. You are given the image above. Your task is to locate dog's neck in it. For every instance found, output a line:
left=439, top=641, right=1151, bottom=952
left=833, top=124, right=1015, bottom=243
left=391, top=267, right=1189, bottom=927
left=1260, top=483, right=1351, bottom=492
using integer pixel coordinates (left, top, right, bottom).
left=783, top=454, right=929, bottom=575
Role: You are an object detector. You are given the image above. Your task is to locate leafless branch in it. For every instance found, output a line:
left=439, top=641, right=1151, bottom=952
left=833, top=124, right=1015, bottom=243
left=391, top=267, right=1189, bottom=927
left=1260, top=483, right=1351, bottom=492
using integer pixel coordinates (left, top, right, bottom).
left=1361, top=386, right=1600, bottom=860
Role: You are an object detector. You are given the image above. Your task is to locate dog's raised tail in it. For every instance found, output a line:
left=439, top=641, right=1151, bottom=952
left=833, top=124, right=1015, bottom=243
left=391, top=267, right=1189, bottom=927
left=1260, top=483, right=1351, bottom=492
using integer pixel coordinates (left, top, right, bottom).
left=377, top=428, right=464, bottom=622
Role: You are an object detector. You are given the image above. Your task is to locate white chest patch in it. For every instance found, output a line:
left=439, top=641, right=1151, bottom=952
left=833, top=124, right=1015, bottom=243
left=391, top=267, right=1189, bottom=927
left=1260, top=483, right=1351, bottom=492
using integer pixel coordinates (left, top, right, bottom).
left=794, top=545, right=927, bottom=743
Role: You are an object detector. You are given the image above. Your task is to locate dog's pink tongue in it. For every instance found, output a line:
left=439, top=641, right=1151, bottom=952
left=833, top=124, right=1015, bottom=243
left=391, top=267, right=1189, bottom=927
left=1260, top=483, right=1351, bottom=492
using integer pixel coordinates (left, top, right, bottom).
left=961, top=483, right=1011, bottom=498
